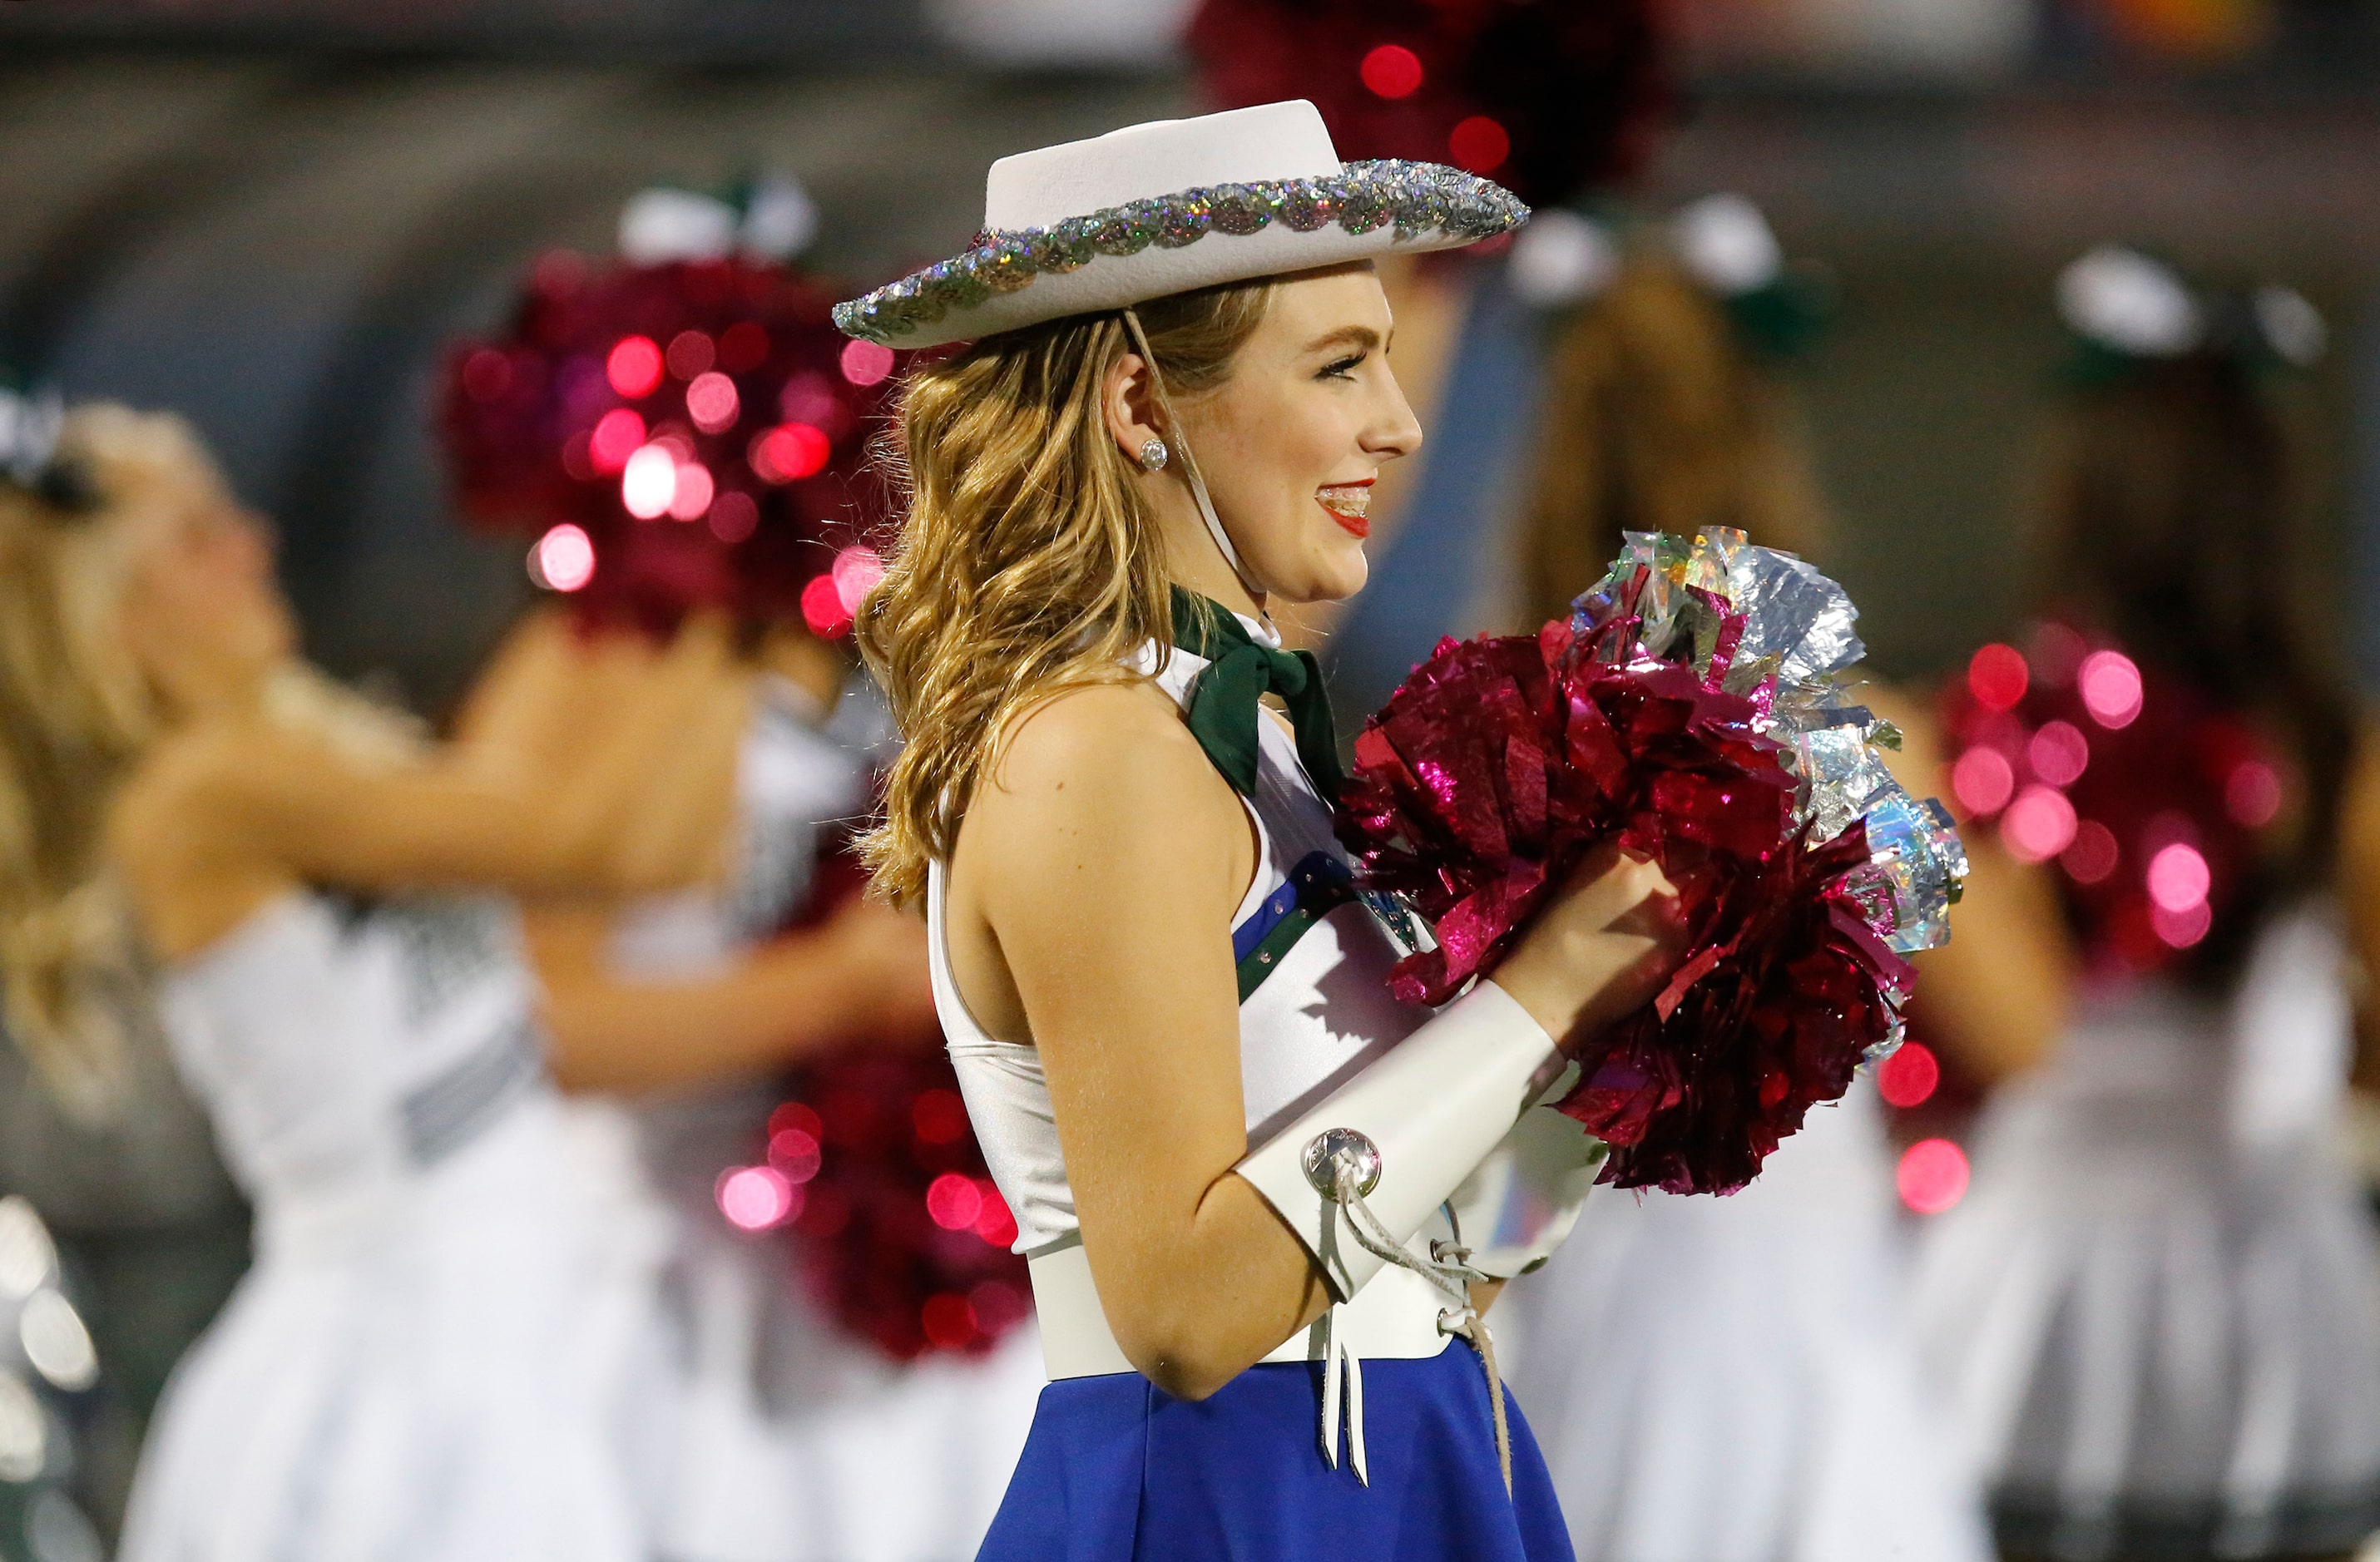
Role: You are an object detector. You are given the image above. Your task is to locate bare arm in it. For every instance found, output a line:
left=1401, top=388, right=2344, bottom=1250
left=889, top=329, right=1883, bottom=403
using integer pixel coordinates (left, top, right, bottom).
left=953, top=682, right=1680, bottom=1401
left=530, top=899, right=939, bottom=1094
left=1866, top=682, right=2076, bottom=1081
left=115, top=615, right=752, bottom=961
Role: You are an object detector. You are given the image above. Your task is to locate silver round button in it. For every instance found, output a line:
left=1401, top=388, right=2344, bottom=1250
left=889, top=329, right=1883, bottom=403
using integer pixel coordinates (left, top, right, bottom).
left=1300, top=1127, right=1382, bottom=1199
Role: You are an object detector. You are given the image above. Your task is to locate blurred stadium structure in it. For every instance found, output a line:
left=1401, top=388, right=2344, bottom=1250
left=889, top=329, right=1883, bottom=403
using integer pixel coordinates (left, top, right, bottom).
left=1, top=0, right=2373, bottom=708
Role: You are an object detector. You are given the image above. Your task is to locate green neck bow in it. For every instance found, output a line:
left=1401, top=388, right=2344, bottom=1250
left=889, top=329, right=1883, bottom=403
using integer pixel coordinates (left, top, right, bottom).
left=1168, top=587, right=1346, bottom=800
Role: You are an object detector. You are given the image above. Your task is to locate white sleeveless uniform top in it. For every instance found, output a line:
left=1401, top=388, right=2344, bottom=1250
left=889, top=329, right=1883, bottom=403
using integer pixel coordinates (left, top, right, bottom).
left=931, top=633, right=1432, bottom=1261
left=123, top=892, right=651, bottom=1562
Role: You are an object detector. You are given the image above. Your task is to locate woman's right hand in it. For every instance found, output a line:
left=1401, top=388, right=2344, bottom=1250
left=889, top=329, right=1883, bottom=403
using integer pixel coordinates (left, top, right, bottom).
left=1487, top=843, right=1689, bottom=1046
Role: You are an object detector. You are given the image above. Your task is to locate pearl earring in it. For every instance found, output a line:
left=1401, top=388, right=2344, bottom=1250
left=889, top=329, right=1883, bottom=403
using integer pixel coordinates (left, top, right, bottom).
left=1137, top=437, right=1169, bottom=473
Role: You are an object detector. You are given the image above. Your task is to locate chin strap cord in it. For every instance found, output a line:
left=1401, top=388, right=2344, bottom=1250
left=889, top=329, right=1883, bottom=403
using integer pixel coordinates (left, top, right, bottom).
left=1119, top=308, right=1266, bottom=605
left=1324, top=1149, right=1514, bottom=1497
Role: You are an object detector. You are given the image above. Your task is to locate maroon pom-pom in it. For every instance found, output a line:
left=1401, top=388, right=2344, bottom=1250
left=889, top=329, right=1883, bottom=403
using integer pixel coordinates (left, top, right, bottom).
left=740, top=827, right=1030, bottom=1362
left=441, top=254, right=901, bottom=635
left=1336, top=595, right=1913, bottom=1195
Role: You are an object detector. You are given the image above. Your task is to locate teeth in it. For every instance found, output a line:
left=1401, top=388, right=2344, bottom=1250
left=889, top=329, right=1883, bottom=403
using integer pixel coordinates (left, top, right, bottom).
left=1319, top=486, right=1372, bottom=519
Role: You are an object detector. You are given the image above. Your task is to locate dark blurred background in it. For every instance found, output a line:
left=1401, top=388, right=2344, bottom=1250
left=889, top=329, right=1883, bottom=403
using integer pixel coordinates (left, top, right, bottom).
left=5, top=0, right=2379, bottom=710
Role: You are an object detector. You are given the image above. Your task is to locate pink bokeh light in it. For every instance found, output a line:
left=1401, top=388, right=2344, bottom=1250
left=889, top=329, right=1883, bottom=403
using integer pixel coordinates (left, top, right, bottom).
left=1898, top=1139, right=1970, bottom=1215
left=2078, top=650, right=2144, bottom=729
left=2001, top=784, right=2078, bottom=863
left=1952, top=746, right=2016, bottom=816
left=1877, top=1041, right=1940, bottom=1109
left=717, top=1165, right=798, bottom=1231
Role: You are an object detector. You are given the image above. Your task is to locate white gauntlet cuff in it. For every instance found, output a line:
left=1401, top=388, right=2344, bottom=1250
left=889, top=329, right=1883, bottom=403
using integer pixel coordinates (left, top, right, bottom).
left=1232, top=981, right=1564, bottom=1302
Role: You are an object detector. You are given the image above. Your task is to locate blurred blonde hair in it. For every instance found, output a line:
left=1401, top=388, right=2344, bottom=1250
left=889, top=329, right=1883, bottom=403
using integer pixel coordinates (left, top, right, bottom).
left=0, top=406, right=414, bottom=1121
left=1516, top=251, right=1827, bottom=629
left=857, top=280, right=1274, bottom=907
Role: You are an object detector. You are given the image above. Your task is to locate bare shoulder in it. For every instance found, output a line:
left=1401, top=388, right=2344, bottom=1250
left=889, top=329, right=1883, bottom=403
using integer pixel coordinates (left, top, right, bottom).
left=108, top=718, right=341, bottom=868
left=966, top=675, right=1247, bottom=900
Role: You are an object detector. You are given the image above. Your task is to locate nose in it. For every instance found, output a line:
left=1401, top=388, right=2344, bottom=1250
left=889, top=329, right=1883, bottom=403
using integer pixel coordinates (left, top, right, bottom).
left=1363, top=361, right=1425, bottom=462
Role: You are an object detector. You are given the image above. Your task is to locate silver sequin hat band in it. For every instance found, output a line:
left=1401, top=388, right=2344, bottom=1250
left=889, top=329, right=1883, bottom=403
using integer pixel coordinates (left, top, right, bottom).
left=833, top=102, right=1528, bottom=348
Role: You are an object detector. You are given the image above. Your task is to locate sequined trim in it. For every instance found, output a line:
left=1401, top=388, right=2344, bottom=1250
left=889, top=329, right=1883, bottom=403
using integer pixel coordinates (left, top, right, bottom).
left=834, top=160, right=1527, bottom=344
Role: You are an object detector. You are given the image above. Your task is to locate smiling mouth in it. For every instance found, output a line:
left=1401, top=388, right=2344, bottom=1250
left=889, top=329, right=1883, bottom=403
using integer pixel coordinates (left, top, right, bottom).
left=1317, top=482, right=1373, bottom=538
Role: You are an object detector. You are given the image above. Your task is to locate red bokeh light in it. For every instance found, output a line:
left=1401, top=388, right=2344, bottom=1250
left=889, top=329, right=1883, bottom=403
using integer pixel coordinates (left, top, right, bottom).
left=1359, top=43, right=1425, bottom=99
left=839, top=339, right=895, bottom=388
left=588, top=408, right=646, bottom=475
left=666, top=461, right=715, bottom=521
left=461, top=348, right=512, bottom=402
left=920, top=1293, right=977, bottom=1350
left=1449, top=116, right=1511, bottom=173
left=2151, top=898, right=2214, bottom=948
left=752, top=423, right=831, bottom=484
left=802, top=573, right=852, bottom=637
left=2061, top=819, right=2120, bottom=884
left=529, top=524, right=595, bottom=593
left=973, top=1184, right=1018, bottom=1248
left=925, top=1172, right=983, bottom=1233
left=766, top=1128, right=822, bottom=1184
left=1951, top=746, right=2015, bottom=817
left=1897, top=1139, right=1970, bottom=1214
left=1967, top=643, right=2029, bottom=711
left=912, top=1089, right=969, bottom=1146
left=768, top=1101, right=822, bottom=1139
left=2028, top=720, right=2091, bottom=787
left=1877, top=1041, right=1940, bottom=1109
left=2002, top=784, right=2079, bottom=863
left=2079, top=650, right=2145, bottom=729
left=707, top=490, right=758, bottom=544
left=718, top=320, right=771, bottom=373
left=2226, top=760, right=2282, bottom=827
left=686, top=371, right=740, bottom=433
left=716, top=1165, right=798, bottom=1230
left=2145, top=841, right=2211, bottom=913
left=666, top=329, right=715, bottom=380
left=606, top=335, right=664, bottom=399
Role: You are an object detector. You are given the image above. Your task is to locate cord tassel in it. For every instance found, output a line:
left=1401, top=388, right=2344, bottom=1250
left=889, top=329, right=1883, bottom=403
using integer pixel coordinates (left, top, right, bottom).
left=1321, top=1151, right=1511, bottom=1497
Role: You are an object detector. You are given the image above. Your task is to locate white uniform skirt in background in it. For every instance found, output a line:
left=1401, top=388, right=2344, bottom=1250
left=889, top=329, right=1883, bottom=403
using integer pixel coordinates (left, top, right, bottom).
left=568, top=1092, right=1042, bottom=1562
left=1502, top=1080, right=1993, bottom=1562
left=1912, top=912, right=2380, bottom=1559
left=121, top=1097, right=664, bottom=1562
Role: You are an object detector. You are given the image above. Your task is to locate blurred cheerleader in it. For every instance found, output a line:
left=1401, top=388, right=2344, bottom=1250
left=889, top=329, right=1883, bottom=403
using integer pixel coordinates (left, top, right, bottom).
left=1491, top=203, right=1993, bottom=1562
left=1905, top=249, right=2380, bottom=1562
left=442, top=185, right=1043, bottom=1562
left=0, top=393, right=750, bottom=1562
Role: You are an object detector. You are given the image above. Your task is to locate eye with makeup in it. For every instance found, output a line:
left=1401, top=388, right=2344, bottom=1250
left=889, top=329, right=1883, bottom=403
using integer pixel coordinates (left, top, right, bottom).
left=1316, top=352, right=1368, bottom=382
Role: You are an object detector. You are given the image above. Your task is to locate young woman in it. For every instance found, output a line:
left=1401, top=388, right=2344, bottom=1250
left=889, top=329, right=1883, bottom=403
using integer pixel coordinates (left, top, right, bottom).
left=0, top=396, right=752, bottom=1561
left=838, top=100, right=1689, bottom=1558
left=1903, top=249, right=2380, bottom=1562
left=1489, top=209, right=1992, bottom=1562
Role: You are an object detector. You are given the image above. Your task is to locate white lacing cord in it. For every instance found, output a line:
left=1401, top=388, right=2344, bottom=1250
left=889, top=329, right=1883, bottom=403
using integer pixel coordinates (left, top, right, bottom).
left=1118, top=307, right=1267, bottom=606
left=1324, top=1150, right=1515, bottom=1496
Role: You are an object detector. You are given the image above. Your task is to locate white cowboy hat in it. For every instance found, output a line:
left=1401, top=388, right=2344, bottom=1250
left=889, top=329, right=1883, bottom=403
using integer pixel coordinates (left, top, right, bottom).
left=833, top=99, right=1527, bottom=348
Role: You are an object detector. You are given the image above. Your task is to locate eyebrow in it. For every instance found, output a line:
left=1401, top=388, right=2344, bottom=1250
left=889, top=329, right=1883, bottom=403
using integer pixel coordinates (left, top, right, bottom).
left=1304, top=324, right=1384, bottom=356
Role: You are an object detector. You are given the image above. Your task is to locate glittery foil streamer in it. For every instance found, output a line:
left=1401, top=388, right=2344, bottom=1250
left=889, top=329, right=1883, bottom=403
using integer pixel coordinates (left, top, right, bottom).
left=834, top=160, right=1526, bottom=344
left=1336, top=527, right=1964, bottom=1195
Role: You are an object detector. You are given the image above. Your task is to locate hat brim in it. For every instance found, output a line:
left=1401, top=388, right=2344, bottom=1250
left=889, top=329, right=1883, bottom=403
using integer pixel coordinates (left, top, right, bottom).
left=834, top=160, right=1526, bottom=349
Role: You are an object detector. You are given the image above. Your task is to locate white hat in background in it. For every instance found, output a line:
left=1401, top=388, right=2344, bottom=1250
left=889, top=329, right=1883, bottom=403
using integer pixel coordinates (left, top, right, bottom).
left=834, top=100, right=1526, bottom=348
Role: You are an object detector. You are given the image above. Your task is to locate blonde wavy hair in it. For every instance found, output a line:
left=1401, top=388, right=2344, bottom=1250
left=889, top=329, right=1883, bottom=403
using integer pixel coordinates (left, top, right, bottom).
left=0, top=406, right=415, bottom=1121
left=1517, top=251, right=1827, bottom=630
left=857, top=280, right=1274, bottom=907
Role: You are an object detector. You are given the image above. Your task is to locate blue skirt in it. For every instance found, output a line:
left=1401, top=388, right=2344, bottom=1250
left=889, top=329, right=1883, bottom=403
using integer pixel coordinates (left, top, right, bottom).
left=975, top=1342, right=1575, bottom=1561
